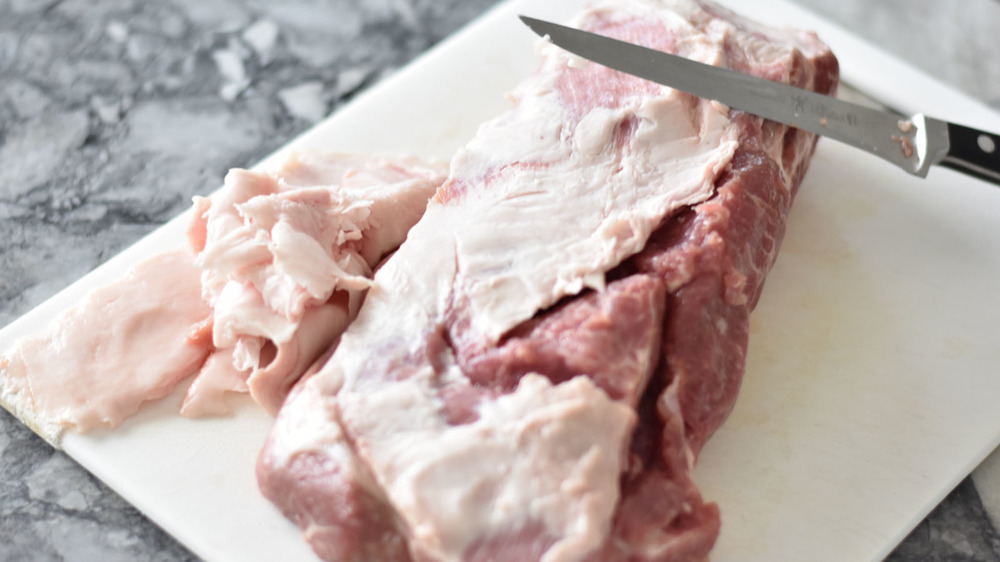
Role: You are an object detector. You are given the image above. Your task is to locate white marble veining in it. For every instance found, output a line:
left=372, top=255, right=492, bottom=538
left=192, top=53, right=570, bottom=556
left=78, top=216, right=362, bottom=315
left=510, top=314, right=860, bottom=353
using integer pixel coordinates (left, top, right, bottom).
left=1, top=0, right=999, bottom=561
left=795, top=0, right=1000, bottom=109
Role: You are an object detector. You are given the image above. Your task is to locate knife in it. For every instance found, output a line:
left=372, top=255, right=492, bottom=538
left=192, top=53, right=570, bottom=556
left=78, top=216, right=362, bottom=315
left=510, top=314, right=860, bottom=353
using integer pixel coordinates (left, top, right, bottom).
left=520, top=16, right=1000, bottom=186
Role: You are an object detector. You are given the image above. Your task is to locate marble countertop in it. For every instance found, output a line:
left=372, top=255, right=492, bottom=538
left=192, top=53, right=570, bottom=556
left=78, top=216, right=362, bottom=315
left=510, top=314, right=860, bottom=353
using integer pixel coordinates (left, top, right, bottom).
left=1, top=0, right=999, bottom=560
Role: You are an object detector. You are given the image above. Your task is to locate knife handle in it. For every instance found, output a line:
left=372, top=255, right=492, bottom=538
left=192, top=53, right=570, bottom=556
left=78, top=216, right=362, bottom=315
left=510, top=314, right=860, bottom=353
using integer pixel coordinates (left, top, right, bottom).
left=940, top=123, right=1000, bottom=186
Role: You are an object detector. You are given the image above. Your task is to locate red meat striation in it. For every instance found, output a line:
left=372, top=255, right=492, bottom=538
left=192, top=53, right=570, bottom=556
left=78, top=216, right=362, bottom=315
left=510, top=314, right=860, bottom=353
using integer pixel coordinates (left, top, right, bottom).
left=257, top=2, right=838, bottom=561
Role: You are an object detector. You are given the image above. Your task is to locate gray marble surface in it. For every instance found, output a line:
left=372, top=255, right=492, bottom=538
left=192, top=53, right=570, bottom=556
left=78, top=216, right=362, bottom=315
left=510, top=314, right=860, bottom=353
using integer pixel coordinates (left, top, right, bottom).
left=1, top=0, right=999, bottom=561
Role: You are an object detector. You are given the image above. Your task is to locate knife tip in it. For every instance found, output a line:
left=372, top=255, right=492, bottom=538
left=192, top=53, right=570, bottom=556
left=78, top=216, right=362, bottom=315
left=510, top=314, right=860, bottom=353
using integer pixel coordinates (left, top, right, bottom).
left=518, top=15, right=547, bottom=37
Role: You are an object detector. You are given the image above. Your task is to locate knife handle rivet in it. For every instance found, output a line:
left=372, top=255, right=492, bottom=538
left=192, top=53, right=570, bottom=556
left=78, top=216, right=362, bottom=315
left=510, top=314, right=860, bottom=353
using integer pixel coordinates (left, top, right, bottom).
left=977, top=134, right=996, bottom=154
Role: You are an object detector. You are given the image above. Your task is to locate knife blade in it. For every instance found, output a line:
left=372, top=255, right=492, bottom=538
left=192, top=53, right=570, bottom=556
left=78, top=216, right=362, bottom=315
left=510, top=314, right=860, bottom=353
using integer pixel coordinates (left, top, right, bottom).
left=520, top=16, right=1000, bottom=186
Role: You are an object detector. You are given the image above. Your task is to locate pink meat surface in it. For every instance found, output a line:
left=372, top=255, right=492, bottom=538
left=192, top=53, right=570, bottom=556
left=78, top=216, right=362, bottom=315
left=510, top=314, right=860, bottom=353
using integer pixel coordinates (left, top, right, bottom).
left=256, top=1, right=838, bottom=560
left=0, top=153, right=447, bottom=441
left=182, top=152, right=447, bottom=416
left=0, top=247, right=213, bottom=443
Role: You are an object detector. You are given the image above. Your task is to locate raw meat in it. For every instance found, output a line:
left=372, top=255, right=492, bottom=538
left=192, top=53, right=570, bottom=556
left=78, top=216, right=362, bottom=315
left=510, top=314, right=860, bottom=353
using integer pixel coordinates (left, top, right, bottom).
left=257, top=1, right=837, bottom=561
left=182, top=152, right=447, bottom=416
left=0, top=153, right=447, bottom=440
left=0, top=247, right=212, bottom=444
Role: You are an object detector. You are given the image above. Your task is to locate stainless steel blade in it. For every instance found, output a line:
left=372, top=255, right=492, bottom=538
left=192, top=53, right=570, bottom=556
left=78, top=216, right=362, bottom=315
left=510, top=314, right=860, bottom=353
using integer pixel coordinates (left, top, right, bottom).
left=520, top=16, right=950, bottom=178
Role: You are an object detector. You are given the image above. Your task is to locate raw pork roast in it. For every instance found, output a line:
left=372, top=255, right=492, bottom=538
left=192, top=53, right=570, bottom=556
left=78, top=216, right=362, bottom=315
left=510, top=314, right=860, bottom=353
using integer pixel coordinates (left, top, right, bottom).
left=257, top=0, right=838, bottom=561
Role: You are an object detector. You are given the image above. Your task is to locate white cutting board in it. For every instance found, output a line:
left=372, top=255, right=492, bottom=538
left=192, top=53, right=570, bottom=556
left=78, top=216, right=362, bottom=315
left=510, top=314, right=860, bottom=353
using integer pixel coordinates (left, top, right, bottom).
left=3, top=1, right=1000, bottom=561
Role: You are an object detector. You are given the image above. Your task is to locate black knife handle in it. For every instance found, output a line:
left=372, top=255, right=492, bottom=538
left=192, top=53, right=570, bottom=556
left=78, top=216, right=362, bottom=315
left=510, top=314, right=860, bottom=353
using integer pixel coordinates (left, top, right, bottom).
left=939, top=122, right=1000, bottom=186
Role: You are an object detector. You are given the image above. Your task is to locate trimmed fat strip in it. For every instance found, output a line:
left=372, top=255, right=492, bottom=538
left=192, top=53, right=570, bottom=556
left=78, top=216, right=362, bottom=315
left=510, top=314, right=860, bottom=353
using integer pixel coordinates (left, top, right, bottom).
left=257, top=0, right=837, bottom=561
left=0, top=247, right=213, bottom=444
left=181, top=152, right=447, bottom=416
left=0, top=153, right=447, bottom=441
